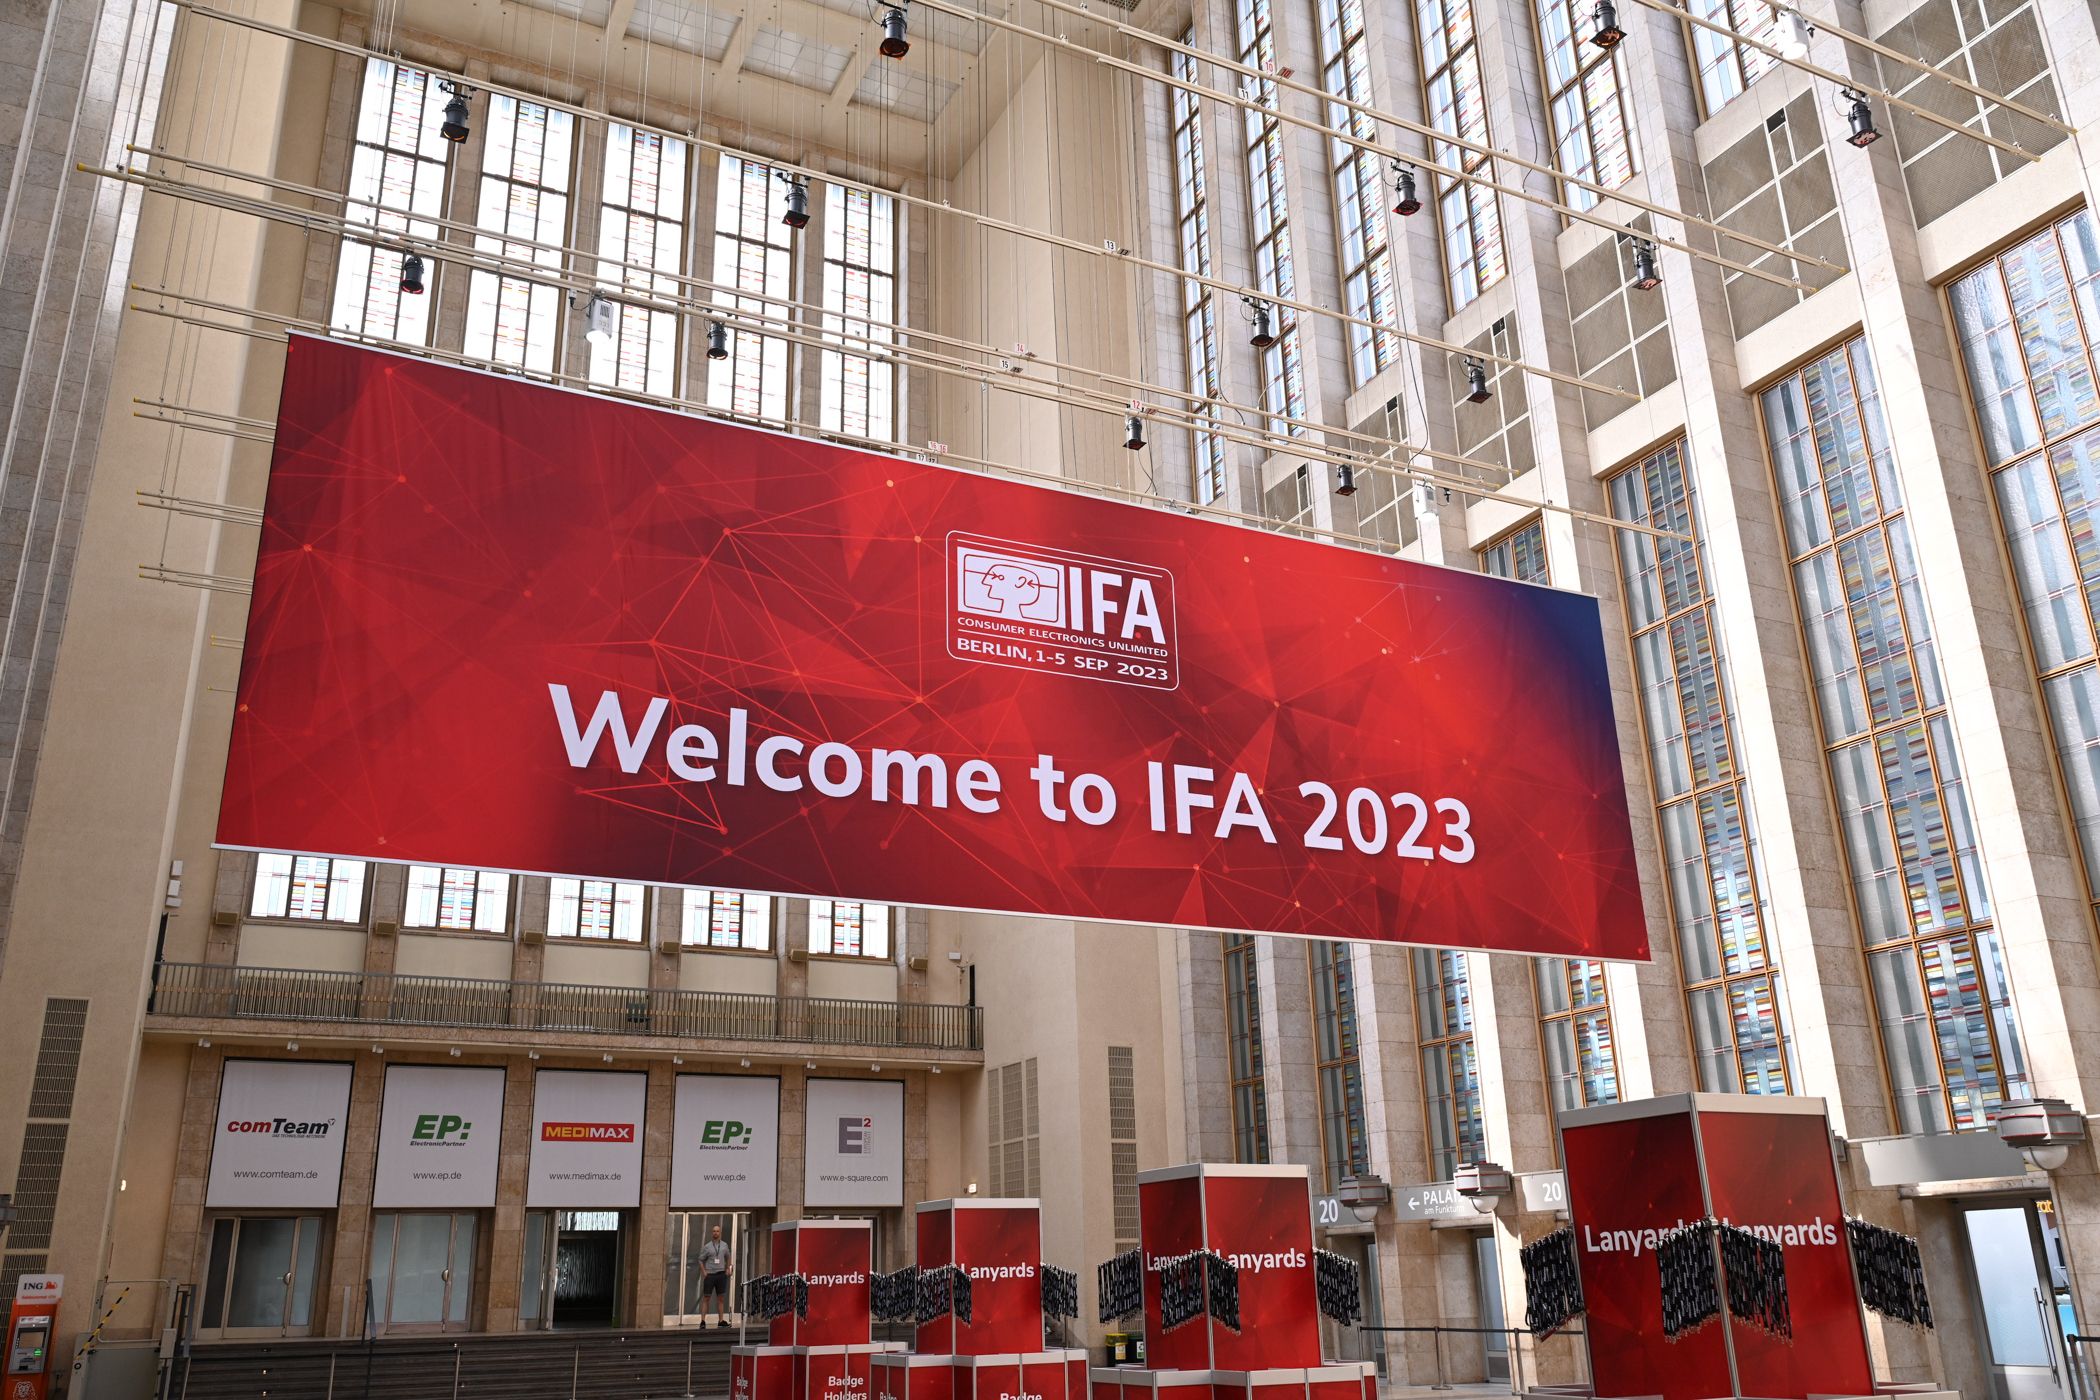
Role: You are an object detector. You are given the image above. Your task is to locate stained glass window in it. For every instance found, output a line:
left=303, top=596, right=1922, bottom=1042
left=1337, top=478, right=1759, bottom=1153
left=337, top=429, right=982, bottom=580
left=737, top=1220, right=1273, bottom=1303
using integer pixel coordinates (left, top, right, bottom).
left=591, top=125, right=687, bottom=397
left=332, top=60, right=450, bottom=344
left=708, top=154, right=794, bottom=421
left=1413, top=0, right=1507, bottom=308
left=1170, top=38, right=1228, bottom=503
left=464, top=95, right=574, bottom=374
left=405, top=866, right=510, bottom=934
left=821, top=185, right=898, bottom=441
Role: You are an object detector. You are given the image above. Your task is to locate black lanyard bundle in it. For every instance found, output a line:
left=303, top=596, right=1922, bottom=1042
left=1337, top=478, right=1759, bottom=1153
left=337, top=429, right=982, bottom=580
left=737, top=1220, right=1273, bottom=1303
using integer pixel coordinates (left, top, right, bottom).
left=1153, top=1251, right=1240, bottom=1333
left=914, top=1264, right=973, bottom=1325
left=1098, top=1248, right=1144, bottom=1323
left=1159, top=1251, right=1207, bottom=1331
left=1043, top=1264, right=1081, bottom=1321
left=873, top=1267, right=918, bottom=1322
left=1716, top=1224, right=1791, bottom=1340
left=1206, top=1253, right=1242, bottom=1333
left=1845, top=1218, right=1933, bottom=1328
left=1519, top=1228, right=1584, bottom=1339
left=1314, top=1249, right=1362, bottom=1325
left=795, top=1275, right=812, bottom=1320
left=1657, top=1221, right=1721, bottom=1340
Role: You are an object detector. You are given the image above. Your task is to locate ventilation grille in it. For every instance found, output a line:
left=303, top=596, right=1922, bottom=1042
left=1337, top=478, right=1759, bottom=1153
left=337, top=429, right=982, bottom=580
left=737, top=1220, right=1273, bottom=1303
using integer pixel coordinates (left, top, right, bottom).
left=1562, top=218, right=1676, bottom=431
left=2, top=999, right=88, bottom=1300
left=988, top=1058, right=1040, bottom=1197
left=1701, top=93, right=1843, bottom=338
left=1108, top=1047, right=1138, bottom=1249
left=1448, top=314, right=1533, bottom=485
left=1875, top=0, right=2066, bottom=226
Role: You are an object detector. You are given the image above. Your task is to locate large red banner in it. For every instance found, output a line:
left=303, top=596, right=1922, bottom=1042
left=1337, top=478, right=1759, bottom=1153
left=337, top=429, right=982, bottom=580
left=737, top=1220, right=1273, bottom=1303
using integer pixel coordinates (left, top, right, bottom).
left=217, top=336, right=1647, bottom=956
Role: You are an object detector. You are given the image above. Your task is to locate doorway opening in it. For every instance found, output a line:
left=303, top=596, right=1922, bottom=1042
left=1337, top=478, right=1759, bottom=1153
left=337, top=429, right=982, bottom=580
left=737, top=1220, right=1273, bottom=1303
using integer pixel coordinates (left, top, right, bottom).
left=522, top=1209, right=627, bottom=1329
left=1961, top=1199, right=2076, bottom=1400
left=1470, top=1230, right=1509, bottom=1384
left=665, top=1211, right=760, bottom=1325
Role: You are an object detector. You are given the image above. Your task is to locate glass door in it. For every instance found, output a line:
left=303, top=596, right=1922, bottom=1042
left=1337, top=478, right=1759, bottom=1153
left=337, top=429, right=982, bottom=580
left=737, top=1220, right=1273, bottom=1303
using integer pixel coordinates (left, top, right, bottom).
left=664, top=1211, right=756, bottom=1326
left=197, top=1215, right=324, bottom=1338
left=369, top=1212, right=477, bottom=1334
left=1472, top=1231, right=1509, bottom=1383
left=1962, top=1203, right=2067, bottom=1400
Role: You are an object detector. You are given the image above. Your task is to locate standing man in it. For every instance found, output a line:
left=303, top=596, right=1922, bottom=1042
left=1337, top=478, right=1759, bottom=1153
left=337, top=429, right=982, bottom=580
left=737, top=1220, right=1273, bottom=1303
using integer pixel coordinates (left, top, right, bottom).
left=700, top=1223, right=733, bottom=1328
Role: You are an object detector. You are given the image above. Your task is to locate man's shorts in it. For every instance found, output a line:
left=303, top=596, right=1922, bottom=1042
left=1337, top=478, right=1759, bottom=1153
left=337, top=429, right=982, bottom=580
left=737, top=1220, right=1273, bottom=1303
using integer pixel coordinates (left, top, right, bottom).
left=702, top=1272, right=730, bottom=1298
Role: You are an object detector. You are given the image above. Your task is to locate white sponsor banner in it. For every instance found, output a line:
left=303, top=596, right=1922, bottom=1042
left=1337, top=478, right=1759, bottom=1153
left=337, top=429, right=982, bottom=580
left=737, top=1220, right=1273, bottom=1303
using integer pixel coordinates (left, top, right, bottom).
left=527, top=1069, right=646, bottom=1207
left=804, top=1078, right=904, bottom=1208
left=206, top=1060, right=354, bottom=1208
left=672, top=1074, right=780, bottom=1208
left=374, top=1065, right=506, bottom=1208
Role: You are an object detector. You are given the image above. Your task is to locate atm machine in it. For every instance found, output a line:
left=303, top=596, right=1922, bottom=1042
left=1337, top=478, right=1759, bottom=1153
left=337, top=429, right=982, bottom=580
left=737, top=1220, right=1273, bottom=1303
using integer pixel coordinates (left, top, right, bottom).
left=5, top=1275, right=61, bottom=1400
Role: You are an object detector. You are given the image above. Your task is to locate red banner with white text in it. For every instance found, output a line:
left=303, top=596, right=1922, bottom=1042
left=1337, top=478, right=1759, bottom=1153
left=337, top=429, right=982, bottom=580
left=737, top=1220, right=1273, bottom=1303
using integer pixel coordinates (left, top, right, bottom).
left=216, top=335, right=1648, bottom=957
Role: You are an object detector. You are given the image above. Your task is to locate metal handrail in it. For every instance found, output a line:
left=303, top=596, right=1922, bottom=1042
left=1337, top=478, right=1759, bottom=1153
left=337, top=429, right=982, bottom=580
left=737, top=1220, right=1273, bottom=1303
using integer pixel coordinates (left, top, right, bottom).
left=147, top=959, right=983, bottom=1051
left=1358, top=1325, right=1587, bottom=1396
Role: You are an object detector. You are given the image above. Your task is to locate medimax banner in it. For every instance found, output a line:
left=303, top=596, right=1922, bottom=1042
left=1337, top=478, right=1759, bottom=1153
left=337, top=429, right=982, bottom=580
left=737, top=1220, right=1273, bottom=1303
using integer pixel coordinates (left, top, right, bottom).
left=373, top=1064, right=505, bottom=1208
left=205, top=1059, right=353, bottom=1209
left=671, top=1073, right=780, bottom=1208
left=527, top=1068, right=646, bottom=1207
left=218, top=335, right=1649, bottom=959
left=805, top=1078, right=904, bottom=1207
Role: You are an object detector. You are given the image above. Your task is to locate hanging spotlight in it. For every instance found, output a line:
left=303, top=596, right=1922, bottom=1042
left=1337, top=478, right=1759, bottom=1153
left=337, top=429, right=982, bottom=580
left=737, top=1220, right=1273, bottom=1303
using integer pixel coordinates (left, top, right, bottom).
left=879, top=4, right=911, bottom=58
left=398, top=252, right=425, bottom=296
left=706, top=318, right=731, bottom=360
left=1335, top=463, right=1358, bottom=497
left=779, top=174, right=812, bottom=230
left=1843, top=89, right=1881, bottom=148
left=439, top=83, right=473, bottom=144
left=1124, top=413, right=1146, bottom=451
left=1631, top=239, right=1661, bottom=291
left=1589, top=0, right=1626, bottom=48
left=1243, top=296, right=1278, bottom=350
left=1464, top=358, right=1491, bottom=404
left=1392, top=163, right=1421, bottom=217
left=1775, top=9, right=1813, bottom=59
left=582, top=290, right=616, bottom=346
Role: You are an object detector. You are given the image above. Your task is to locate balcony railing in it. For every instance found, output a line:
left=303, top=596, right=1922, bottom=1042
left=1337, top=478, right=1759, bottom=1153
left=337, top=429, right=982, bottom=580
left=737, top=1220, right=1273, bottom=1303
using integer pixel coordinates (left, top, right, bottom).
left=147, top=959, right=983, bottom=1052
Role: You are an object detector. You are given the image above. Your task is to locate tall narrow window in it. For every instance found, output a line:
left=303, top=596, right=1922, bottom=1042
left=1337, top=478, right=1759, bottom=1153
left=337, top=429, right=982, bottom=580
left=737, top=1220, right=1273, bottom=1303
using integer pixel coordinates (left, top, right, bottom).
left=810, top=901, right=893, bottom=959
left=250, top=854, right=367, bottom=924
left=1310, top=942, right=1369, bottom=1189
left=1536, top=959, right=1620, bottom=1112
left=593, top=125, right=688, bottom=396
left=1315, top=0, right=1398, bottom=384
left=1412, top=948, right=1484, bottom=1180
left=464, top=95, right=574, bottom=374
left=1686, top=0, right=1780, bottom=115
left=821, top=184, right=898, bottom=441
left=1478, top=519, right=1549, bottom=583
left=1952, top=213, right=2100, bottom=930
left=549, top=878, right=645, bottom=942
left=1532, top=0, right=1641, bottom=209
left=1761, top=341, right=2029, bottom=1132
left=1412, top=0, right=1507, bottom=309
left=1609, top=441, right=1791, bottom=1094
left=708, top=154, right=794, bottom=421
left=404, top=867, right=510, bottom=934
left=1236, top=0, right=1308, bottom=433
left=988, top=1059, right=1041, bottom=1196
left=1223, top=932, right=1270, bottom=1162
left=332, top=60, right=450, bottom=344
left=1170, top=39, right=1227, bottom=504
left=679, top=890, right=773, bottom=950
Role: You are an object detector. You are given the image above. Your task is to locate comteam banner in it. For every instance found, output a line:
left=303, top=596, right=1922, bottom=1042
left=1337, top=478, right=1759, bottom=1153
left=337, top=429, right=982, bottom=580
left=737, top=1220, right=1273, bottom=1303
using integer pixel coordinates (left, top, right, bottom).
left=373, top=1064, right=506, bottom=1208
left=216, top=335, right=1648, bottom=958
left=206, top=1059, right=353, bottom=1208
left=527, top=1069, right=645, bottom=1207
left=670, top=1073, right=779, bottom=1208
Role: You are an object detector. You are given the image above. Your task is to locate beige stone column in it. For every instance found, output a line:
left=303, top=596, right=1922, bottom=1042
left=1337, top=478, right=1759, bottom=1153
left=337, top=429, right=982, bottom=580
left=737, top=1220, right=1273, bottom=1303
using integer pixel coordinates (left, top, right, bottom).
left=484, top=1058, right=536, bottom=1331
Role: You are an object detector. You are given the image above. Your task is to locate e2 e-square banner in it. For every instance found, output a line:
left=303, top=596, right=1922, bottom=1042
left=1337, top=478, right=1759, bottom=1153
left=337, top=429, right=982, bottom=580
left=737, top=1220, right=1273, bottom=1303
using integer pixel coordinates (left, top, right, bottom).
left=217, top=336, right=1648, bottom=959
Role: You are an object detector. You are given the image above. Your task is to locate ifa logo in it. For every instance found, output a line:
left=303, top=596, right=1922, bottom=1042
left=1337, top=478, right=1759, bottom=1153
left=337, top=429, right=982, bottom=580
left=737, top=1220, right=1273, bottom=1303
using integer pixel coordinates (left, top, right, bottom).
left=945, top=532, right=1179, bottom=691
